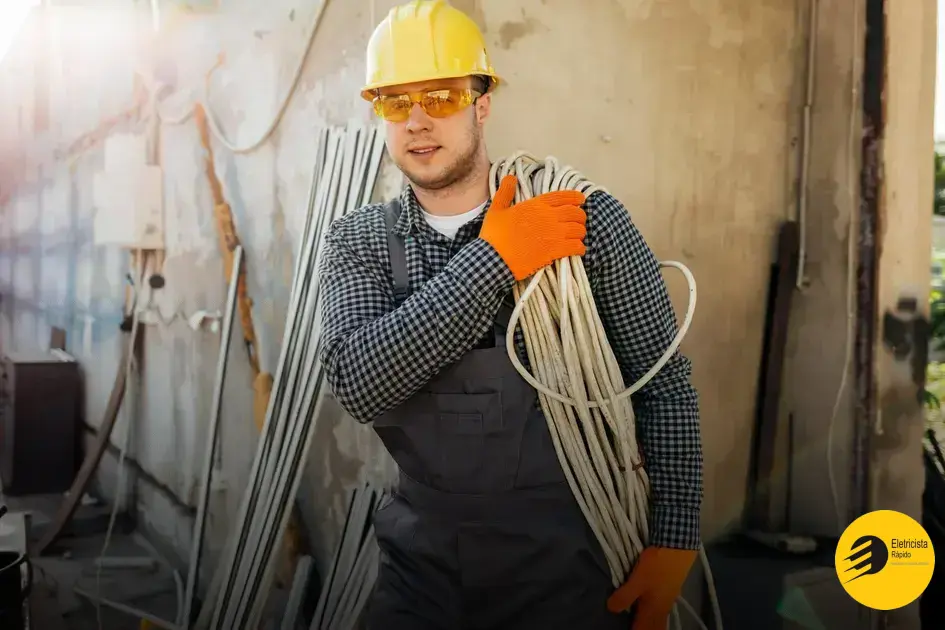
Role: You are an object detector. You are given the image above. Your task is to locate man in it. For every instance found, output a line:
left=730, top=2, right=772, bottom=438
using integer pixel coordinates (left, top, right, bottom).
left=317, top=2, right=703, bottom=628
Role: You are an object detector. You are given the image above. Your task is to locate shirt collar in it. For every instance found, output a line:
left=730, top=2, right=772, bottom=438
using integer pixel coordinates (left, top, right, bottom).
left=394, top=184, right=492, bottom=240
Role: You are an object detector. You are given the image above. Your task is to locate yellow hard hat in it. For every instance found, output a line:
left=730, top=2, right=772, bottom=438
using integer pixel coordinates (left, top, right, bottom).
left=361, top=0, right=501, bottom=101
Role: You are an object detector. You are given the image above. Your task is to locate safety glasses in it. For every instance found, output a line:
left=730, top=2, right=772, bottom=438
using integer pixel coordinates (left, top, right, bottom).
left=372, top=88, right=481, bottom=122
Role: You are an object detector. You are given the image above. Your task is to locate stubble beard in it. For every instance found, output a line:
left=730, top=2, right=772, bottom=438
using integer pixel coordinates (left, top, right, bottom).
left=398, top=125, right=483, bottom=194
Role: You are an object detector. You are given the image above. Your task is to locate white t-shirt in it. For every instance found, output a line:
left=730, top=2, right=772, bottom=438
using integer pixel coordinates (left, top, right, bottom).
left=421, top=201, right=487, bottom=239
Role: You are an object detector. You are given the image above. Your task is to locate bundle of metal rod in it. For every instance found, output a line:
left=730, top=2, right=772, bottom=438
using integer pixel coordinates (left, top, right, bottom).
left=307, top=483, right=385, bottom=630
left=280, top=556, right=315, bottom=630
left=195, top=123, right=386, bottom=630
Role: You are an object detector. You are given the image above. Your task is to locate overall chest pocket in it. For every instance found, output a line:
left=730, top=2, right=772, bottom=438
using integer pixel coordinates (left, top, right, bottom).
left=375, top=390, right=523, bottom=494
left=430, top=392, right=509, bottom=494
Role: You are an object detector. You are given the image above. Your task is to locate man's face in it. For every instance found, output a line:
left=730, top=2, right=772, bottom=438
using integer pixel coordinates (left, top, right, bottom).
left=379, top=76, right=492, bottom=191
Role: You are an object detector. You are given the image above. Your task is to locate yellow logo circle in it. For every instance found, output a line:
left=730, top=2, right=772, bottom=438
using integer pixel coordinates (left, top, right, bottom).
left=834, top=509, right=935, bottom=610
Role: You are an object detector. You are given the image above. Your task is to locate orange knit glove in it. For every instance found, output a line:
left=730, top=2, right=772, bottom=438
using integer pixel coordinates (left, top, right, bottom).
left=606, top=547, right=698, bottom=630
left=479, top=175, right=587, bottom=281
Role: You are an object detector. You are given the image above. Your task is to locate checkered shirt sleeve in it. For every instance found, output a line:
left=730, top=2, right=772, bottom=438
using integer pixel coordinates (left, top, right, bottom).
left=586, top=191, right=703, bottom=551
left=317, top=201, right=515, bottom=422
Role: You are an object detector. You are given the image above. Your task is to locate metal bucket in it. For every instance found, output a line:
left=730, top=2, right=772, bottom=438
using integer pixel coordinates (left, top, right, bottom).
left=0, top=548, right=31, bottom=628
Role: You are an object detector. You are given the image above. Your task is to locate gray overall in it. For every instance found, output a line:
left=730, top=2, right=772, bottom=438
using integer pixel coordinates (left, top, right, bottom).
left=365, top=200, right=629, bottom=630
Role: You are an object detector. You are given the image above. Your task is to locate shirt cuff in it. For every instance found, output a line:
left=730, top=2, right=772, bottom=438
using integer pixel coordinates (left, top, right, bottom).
left=649, top=503, right=702, bottom=550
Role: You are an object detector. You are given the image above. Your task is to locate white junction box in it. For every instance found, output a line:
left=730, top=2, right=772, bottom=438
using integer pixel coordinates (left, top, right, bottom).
left=92, top=133, right=165, bottom=250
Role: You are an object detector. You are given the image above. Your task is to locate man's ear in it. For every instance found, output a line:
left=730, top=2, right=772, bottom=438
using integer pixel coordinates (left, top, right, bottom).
left=475, top=93, right=492, bottom=124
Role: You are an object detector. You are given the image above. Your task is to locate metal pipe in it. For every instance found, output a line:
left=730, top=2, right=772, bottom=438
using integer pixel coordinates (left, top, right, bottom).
left=207, top=140, right=335, bottom=629
left=360, top=127, right=386, bottom=207
left=244, top=367, right=326, bottom=627
left=309, top=491, right=356, bottom=629
left=227, top=277, right=326, bottom=625
left=795, top=0, right=818, bottom=288
left=220, top=154, right=340, bottom=625
left=210, top=125, right=386, bottom=627
left=325, top=526, right=375, bottom=629
left=241, top=132, right=379, bottom=627
left=222, top=131, right=356, bottom=626
left=182, top=244, right=244, bottom=628
left=246, top=129, right=384, bottom=629
left=280, top=556, right=314, bottom=630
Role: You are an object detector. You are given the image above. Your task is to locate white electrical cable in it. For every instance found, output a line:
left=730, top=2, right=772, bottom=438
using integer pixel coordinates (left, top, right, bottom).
left=490, top=152, right=723, bottom=630
left=826, top=0, right=860, bottom=535
left=152, top=0, right=330, bottom=155
left=95, top=251, right=144, bottom=630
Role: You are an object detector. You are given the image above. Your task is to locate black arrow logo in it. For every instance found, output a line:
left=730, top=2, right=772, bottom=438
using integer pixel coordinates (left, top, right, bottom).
left=844, top=535, right=889, bottom=583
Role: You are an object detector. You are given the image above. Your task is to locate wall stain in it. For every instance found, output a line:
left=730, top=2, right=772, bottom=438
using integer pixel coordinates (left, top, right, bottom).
left=873, top=379, right=925, bottom=520
left=497, top=18, right=541, bottom=50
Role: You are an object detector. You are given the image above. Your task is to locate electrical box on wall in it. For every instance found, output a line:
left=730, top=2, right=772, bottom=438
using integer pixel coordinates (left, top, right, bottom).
left=92, top=133, right=165, bottom=250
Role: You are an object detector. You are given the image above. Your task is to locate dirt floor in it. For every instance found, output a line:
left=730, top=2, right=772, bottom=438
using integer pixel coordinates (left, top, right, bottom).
left=5, top=493, right=181, bottom=630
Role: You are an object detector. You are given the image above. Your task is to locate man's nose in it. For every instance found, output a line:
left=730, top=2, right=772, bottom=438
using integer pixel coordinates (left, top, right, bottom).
left=405, top=103, right=432, bottom=132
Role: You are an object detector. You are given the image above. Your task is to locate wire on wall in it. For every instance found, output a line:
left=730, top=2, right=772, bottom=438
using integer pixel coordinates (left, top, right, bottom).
left=153, top=0, right=331, bottom=154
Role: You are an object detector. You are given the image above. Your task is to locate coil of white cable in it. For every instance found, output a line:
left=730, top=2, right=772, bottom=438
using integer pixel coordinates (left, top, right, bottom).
left=488, top=152, right=721, bottom=630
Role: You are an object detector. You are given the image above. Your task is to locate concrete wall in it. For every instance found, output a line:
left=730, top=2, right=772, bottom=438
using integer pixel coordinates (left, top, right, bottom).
left=871, top=1, right=938, bottom=626
left=0, top=0, right=930, bottom=590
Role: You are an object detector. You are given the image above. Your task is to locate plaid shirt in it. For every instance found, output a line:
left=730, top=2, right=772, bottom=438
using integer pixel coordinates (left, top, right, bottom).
left=317, top=183, right=703, bottom=550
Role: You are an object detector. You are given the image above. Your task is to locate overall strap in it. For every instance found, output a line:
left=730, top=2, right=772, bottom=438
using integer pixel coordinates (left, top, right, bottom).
left=385, top=199, right=409, bottom=306
left=493, top=292, right=515, bottom=347
left=386, top=196, right=514, bottom=348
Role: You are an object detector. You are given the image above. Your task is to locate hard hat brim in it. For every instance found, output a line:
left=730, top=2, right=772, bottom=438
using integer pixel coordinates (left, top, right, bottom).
left=360, top=71, right=502, bottom=102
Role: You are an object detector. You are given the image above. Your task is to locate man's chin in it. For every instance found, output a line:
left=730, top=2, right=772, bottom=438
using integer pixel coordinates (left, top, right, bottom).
left=402, top=167, right=455, bottom=192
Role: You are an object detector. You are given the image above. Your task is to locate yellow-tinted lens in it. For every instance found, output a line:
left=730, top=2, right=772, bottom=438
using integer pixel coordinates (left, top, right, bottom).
left=373, top=88, right=480, bottom=122
left=373, top=95, right=414, bottom=122
left=420, top=88, right=477, bottom=118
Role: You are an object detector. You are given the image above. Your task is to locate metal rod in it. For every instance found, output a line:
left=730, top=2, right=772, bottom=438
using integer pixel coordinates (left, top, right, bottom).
left=361, top=126, right=386, bottom=207
left=248, top=132, right=385, bottom=628
left=325, top=521, right=375, bottom=629
left=336, top=536, right=379, bottom=629
left=319, top=486, right=374, bottom=626
left=795, top=0, right=818, bottom=288
left=338, top=126, right=359, bottom=215
left=229, top=276, right=326, bottom=625
left=345, top=543, right=379, bottom=628
left=310, top=488, right=382, bottom=630
left=224, top=129, right=357, bottom=626
left=225, top=306, right=322, bottom=626
left=280, top=555, right=314, bottom=630
left=243, top=132, right=383, bottom=627
left=310, top=491, right=356, bottom=629
left=211, top=124, right=386, bottom=627
left=208, top=138, right=335, bottom=629
left=349, top=127, right=370, bottom=213
left=244, top=368, right=326, bottom=627
left=221, top=146, right=345, bottom=625
left=182, top=244, right=244, bottom=628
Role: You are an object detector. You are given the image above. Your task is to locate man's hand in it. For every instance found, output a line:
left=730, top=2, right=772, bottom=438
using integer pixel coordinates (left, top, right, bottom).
left=479, top=175, right=587, bottom=281
left=606, top=546, right=698, bottom=630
